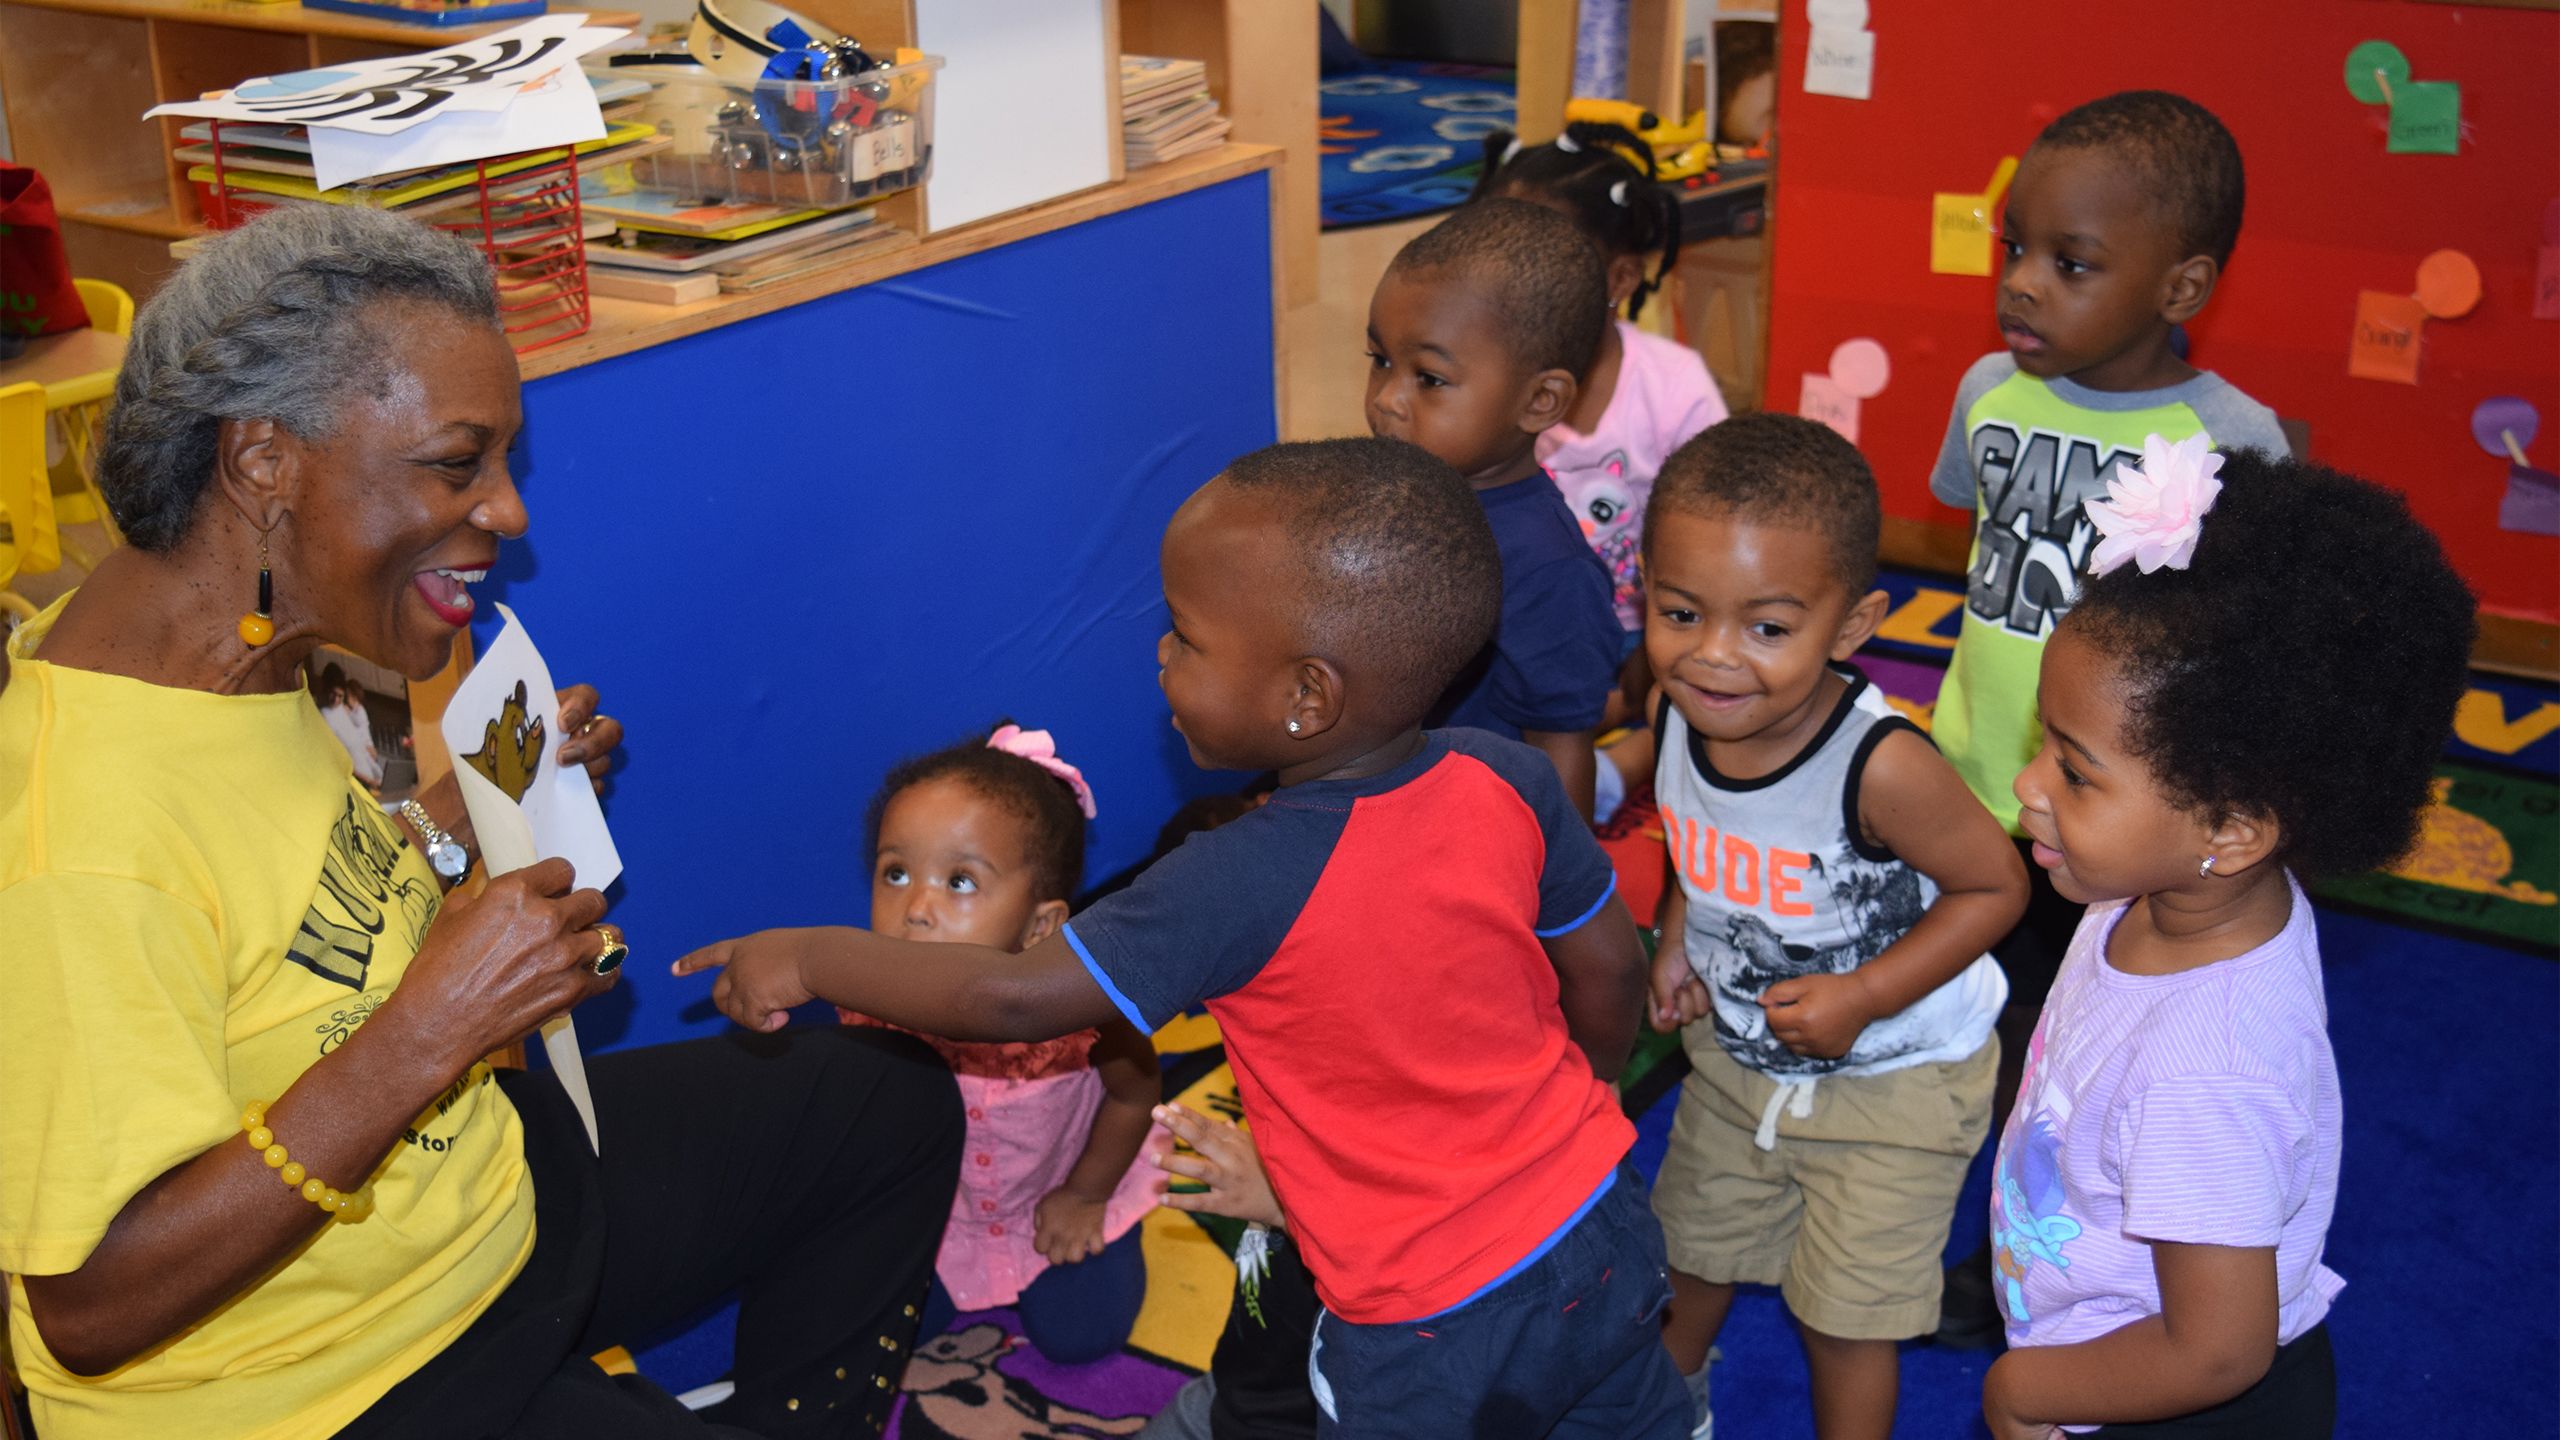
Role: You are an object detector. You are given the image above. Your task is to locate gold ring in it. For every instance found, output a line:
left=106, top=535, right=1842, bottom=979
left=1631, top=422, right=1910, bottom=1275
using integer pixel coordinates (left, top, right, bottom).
left=590, top=924, right=627, bottom=978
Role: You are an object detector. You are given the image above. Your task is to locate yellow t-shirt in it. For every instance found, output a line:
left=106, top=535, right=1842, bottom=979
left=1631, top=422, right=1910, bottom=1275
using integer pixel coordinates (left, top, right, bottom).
left=0, top=596, right=536, bottom=1440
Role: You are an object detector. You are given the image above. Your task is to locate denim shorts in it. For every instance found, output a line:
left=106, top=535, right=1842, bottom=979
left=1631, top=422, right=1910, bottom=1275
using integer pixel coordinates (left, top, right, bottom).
left=1306, top=1162, right=1690, bottom=1439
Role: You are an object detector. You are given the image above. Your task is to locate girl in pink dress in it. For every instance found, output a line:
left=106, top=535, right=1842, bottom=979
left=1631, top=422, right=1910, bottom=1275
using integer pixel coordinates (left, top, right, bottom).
left=841, top=725, right=1167, bottom=1363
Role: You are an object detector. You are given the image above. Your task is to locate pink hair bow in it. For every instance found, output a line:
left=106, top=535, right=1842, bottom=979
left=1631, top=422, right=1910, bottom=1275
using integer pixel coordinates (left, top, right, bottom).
left=2085, top=432, right=2225, bottom=577
left=987, top=724, right=1097, bottom=819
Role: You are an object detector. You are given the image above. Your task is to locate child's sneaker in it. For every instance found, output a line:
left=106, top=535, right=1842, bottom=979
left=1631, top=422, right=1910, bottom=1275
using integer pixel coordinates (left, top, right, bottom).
left=1682, top=1347, right=1719, bottom=1440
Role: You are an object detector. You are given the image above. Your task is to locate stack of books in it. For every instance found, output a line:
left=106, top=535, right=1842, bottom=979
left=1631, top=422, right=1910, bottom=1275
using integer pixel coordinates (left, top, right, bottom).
left=577, top=181, right=911, bottom=301
left=1120, top=55, right=1230, bottom=169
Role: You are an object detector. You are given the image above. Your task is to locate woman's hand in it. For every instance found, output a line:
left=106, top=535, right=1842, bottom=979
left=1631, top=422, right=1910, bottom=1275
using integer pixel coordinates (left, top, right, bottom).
left=380, top=856, right=616, bottom=1073
left=673, top=931, right=819, bottom=1033
left=554, top=683, right=622, bottom=791
left=1153, top=1103, right=1284, bottom=1229
left=397, top=686, right=620, bottom=869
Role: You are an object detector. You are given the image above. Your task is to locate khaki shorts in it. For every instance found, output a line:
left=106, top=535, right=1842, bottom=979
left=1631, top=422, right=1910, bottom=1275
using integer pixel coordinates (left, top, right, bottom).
left=1651, top=1031, right=1997, bottom=1342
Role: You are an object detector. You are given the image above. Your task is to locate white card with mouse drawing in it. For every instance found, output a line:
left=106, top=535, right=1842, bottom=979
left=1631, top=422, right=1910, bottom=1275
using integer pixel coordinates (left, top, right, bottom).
left=440, top=602, right=621, bottom=892
left=439, top=601, right=619, bottom=1153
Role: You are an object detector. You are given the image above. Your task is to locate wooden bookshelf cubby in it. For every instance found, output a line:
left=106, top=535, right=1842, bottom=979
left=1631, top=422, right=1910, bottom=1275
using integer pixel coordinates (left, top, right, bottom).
left=0, top=0, right=638, bottom=298
left=796, top=0, right=1317, bottom=305
left=3, top=0, right=1316, bottom=306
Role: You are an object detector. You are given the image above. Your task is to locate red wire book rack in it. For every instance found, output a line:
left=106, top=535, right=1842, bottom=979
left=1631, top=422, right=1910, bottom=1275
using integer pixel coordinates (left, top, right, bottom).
left=199, top=119, right=591, bottom=355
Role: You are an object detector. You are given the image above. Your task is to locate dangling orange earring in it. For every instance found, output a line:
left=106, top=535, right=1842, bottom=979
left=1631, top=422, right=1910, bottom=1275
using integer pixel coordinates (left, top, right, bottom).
left=238, top=532, right=275, bottom=646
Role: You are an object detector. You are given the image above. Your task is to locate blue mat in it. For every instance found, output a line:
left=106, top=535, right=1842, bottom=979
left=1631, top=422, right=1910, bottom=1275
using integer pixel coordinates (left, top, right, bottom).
left=1317, top=61, right=1514, bottom=230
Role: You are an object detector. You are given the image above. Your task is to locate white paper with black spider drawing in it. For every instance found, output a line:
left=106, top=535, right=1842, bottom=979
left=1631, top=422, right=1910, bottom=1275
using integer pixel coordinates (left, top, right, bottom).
left=145, top=15, right=618, bottom=137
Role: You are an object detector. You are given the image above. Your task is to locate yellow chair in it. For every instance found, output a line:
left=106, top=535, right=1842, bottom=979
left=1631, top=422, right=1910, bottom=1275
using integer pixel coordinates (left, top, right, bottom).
left=40, top=279, right=132, bottom=565
left=2, top=381, right=59, bottom=621
left=72, top=278, right=134, bottom=338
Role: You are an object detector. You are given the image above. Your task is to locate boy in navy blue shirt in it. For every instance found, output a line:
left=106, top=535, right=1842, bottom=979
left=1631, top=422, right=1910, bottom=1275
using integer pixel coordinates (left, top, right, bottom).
left=1367, top=197, right=1622, bottom=822
left=681, top=439, right=1686, bottom=1438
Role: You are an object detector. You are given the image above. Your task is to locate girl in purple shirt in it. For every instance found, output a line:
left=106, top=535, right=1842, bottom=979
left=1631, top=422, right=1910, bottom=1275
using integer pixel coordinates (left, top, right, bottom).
left=1984, top=441, right=2474, bottom=1438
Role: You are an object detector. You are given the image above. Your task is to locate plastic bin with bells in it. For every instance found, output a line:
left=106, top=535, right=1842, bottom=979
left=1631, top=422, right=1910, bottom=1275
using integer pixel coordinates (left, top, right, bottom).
left=593, top=0, right=940, bottom=210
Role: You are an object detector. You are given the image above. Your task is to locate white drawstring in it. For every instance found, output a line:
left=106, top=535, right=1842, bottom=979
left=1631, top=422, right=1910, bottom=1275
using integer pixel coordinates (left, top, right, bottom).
left=1754, top=1077, right=1817, bottom=1151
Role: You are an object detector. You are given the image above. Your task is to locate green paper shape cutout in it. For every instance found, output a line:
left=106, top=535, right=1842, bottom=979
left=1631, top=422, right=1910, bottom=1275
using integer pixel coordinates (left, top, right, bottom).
left=2388, top=81, right=2462, bottom=155
left=2344, top=40, right=2409, bottom=104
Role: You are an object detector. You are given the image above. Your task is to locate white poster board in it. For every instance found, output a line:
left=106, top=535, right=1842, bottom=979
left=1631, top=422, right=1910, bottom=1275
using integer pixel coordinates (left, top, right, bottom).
left=915, top=0, right=1117, bottom=231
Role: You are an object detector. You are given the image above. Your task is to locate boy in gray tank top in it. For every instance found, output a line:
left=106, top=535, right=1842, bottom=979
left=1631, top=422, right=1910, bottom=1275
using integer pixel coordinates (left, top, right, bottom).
left=1638, top=415, right=2029, bottom=1440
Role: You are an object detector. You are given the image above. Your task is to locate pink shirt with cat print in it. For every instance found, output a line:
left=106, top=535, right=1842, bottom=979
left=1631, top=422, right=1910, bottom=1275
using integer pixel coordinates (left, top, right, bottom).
left=1535, top=320, right=1727, bottom=632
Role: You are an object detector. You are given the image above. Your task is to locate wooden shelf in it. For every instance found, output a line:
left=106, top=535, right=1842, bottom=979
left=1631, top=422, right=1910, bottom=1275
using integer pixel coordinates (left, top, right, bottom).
left=1, top=0, right=638, bottom=46
left=62, top=194, right=195, bottom=237
left=1118, top=0, right=1316, bottom=306
left=0, top=1, right=637, bottom=298
left=523, top=141, right=1281, bottom=381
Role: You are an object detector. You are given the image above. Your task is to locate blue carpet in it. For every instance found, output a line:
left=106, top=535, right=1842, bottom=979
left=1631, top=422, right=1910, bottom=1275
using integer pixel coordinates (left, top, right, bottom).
left=1317, top=62, right=1513, bottom=230
left=644, top=904, right=2559, bottom=1432
left=1628, top=903, right=2560, bottom=1436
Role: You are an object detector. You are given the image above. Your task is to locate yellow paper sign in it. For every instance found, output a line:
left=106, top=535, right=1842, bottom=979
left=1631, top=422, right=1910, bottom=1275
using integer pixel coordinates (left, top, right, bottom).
left=1930, top=156, right=2019, bottom=277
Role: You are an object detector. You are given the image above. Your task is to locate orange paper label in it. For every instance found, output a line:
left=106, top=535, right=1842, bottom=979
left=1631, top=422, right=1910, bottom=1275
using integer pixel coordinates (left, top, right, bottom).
left=2348, top=290, right=2425, bottom=385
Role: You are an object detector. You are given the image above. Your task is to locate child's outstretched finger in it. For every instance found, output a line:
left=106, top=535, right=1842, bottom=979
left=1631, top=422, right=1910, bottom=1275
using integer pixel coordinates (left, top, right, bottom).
left=1155, top=1149, right=1218, bottom=1183
left=670, top=941, right=728, bottom=978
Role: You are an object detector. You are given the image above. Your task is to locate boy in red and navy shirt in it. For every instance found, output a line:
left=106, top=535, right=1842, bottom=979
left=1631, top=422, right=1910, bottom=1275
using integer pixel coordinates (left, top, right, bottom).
left=682, top=438, right=1688, bottom=1437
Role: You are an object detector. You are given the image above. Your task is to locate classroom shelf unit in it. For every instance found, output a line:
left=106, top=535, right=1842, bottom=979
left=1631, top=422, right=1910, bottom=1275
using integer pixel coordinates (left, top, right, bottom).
left=0, top=0, right=639, bottom=297
left=2, top=0, right=1317, bottom=308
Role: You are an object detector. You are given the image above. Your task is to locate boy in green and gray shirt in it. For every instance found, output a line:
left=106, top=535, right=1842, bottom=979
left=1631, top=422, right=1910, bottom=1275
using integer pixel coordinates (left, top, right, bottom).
left=1927, top=90, right=2286, bottom=1350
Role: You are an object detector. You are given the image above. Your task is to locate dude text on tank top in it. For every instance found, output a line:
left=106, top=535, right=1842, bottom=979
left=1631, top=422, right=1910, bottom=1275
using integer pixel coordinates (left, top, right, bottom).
left=1654, top=666, right=2007, bottom=1078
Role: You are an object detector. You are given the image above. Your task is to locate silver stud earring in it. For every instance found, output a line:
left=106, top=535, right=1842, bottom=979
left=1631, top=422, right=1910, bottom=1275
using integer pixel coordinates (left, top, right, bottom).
left=2199, top=855, right=2218, bottom=877
left=1287, top=720, right=1302, bottom=734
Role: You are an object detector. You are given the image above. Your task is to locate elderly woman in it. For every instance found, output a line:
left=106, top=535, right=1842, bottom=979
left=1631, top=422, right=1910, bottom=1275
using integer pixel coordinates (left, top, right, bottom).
left=0, top=208, right=960, bottom=1439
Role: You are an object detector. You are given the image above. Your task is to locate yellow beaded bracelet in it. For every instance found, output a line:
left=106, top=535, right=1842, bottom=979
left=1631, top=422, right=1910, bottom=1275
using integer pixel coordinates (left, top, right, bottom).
left=242, top=1101, right=372, bottom=1222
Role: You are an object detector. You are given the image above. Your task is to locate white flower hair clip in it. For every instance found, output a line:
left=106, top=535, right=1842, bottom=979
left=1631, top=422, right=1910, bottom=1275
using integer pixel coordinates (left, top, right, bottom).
left=2085, top=432, right=2226, bottom=576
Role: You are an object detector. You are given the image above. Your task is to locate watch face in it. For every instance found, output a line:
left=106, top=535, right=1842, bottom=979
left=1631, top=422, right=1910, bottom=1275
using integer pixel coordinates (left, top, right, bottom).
left=429, top=839, right=470, bottom=879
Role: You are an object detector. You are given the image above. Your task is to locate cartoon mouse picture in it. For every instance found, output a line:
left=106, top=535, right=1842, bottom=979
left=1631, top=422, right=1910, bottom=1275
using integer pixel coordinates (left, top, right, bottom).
left=894, top=1323, right=1147, bottom=1440
left=460, top=679, right=544, bottom=803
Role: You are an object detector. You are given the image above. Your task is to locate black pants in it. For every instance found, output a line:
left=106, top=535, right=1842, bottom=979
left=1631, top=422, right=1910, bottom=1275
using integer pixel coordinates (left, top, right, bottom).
left=338, top=1027, right=963, bottom=1440
left=1208, top=1231, right=1323, bottom=1439
left=2085, top=1324, right=2336, bottom=1440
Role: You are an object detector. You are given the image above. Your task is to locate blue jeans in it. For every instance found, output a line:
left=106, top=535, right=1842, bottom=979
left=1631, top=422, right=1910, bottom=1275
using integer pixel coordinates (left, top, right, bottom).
left=917, top=1221, right=1149, bottom=1365
left=1307, top=1163, right=1688, bottom=1439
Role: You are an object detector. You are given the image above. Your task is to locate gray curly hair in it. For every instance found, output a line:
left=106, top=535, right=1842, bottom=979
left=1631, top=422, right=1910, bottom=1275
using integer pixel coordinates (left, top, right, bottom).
left=99, top=206, right=500, bottom=552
